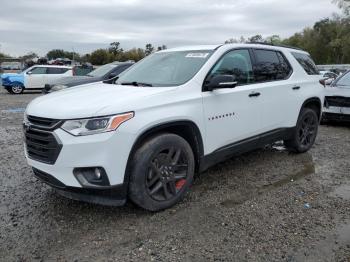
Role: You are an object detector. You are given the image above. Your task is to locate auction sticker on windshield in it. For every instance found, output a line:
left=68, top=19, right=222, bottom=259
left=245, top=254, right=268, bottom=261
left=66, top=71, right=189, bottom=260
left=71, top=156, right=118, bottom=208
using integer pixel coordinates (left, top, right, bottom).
left=185, top=53, right=210, bottom=58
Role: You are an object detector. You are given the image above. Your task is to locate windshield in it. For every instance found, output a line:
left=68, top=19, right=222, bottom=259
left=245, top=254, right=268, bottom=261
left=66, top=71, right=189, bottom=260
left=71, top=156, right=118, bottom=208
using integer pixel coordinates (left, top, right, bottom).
left=335, top=71, right=350, bottom=87
left=116, top=50, right=213, bottom=87
left=87, top=64, right=116, bottom=77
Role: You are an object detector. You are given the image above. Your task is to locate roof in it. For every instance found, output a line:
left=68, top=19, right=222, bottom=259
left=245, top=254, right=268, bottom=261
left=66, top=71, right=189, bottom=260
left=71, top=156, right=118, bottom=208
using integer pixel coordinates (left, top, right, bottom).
left=160, top=45, right=221, bottom=52
left=33, top=65, right=72, bottom=69
left=161, top=43, right=308, bottom=53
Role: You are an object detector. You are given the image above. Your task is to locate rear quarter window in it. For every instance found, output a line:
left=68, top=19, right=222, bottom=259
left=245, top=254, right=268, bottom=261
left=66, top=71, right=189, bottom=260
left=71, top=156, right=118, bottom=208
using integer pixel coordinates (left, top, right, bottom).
left=292, top=52, right=319, bottom=75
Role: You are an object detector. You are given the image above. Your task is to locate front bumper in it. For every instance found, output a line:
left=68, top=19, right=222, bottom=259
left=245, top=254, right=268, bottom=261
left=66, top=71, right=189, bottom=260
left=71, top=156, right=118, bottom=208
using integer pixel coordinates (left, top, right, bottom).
left=26, top=126, right=136, bottom=188
left=33, top=168, right=127, bottom=206
left=322, top=106, right=350, bottom=122
left=322, top=112, right=350, bottom=122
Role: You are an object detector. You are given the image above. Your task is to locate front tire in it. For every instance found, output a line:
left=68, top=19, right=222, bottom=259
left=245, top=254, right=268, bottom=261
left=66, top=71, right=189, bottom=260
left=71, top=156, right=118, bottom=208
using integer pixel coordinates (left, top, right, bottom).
left=10, top=84, right=24, bottom=94
left=128, top=133, right=195, bottom=211
left=284, top=108, right=319, bottom=153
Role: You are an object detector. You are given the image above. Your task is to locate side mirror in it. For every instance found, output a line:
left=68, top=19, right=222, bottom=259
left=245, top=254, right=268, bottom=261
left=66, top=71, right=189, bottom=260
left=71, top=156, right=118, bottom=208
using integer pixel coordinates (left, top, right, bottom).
left=27, top=71, right=32, bottom=75
left=205, top=75, right=237, bottom=91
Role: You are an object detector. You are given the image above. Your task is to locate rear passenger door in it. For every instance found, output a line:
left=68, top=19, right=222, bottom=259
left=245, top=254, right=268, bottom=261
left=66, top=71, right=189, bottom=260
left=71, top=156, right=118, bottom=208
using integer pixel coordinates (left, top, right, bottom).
left=251, top=49, right=295, bottom=131
left=46, top=67, right=71, bottom=84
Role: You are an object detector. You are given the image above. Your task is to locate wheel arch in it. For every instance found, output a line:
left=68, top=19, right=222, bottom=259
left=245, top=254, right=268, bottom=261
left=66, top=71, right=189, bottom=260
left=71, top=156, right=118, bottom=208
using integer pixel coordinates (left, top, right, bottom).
left=10, top=81, right=25, bottom=88
left=123, top=120, right=204, bottom=185
left=301, top=97, right=322, bottom=120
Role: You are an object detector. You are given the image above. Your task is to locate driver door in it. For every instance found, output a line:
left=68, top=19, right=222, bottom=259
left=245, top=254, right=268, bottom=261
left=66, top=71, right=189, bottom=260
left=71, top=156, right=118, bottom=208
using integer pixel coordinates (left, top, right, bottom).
left=202, top=49, right=263, bottom=154
left=25, top=67, right=48, bottom=89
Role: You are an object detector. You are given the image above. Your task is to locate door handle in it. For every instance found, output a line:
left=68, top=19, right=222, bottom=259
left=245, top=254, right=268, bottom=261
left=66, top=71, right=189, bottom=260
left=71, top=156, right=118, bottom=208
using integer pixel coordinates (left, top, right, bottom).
left=249, top=92, right=261, bottom=97
left=292, top=86, right=301, bottom=90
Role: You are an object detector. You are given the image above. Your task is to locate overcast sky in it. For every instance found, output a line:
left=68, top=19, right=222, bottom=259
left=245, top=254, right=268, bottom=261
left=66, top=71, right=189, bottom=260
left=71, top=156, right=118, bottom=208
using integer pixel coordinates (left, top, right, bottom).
left=0, top=0, right=340, bottom=56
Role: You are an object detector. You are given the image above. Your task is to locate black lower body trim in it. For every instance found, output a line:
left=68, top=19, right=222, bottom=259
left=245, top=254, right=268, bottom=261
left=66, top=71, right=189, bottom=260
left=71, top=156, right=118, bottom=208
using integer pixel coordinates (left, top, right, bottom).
left=199, top=127, right=295, bottom=172
left=32, top=168, right=127, bottom=206
left=322, top=112, right=350, bottom=122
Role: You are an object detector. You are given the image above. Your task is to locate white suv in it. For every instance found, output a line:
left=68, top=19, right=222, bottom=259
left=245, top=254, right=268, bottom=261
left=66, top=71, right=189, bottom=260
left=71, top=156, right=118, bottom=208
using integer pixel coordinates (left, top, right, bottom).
left=2, top=65, right=72, bottom=94
left=24, top=43, right=324, bottom=211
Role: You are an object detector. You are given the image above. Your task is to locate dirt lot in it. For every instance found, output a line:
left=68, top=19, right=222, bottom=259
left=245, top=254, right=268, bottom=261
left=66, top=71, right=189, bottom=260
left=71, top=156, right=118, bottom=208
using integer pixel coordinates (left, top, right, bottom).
left=0, top=88, right=349, bottom=261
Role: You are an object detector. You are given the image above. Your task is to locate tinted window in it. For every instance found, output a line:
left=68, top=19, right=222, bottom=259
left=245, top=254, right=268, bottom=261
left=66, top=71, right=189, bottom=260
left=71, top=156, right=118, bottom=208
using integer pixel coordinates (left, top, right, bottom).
left=116, top=50, right=213, bottom=87
left=292, top=52, right=319, bottom=75
left=207, top=49, right=254, bottom=85
left=107, top=65, right=131, bottom=78
left=253, top=49, right=292, bottom=82
left=87, top=64, right=117, bottom=77
left=29, top=67, right=47, bottom=74
left=47, top=67, right=69, bottom=74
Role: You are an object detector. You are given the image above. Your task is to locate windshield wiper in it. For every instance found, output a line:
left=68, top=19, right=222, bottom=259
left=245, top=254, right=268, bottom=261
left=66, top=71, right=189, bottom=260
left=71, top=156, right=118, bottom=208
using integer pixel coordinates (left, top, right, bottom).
left=120, top=81, right=153, bottom=87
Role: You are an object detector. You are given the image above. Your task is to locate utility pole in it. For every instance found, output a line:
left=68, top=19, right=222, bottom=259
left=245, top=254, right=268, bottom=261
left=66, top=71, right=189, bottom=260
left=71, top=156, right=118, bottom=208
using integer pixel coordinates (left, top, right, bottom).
left=72, top=47, right=75, bottom=64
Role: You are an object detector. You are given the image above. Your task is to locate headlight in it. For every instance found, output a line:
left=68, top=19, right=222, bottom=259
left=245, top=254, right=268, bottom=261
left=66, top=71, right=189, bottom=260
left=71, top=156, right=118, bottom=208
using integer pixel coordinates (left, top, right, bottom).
left=51, top=85, right=68, bottom=91
left=61, top=112, right=134, bottom=136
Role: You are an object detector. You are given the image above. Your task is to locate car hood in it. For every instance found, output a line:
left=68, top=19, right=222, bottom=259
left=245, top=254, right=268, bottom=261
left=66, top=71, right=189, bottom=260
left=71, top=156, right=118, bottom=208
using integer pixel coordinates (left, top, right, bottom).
left=52, top=76, right=100, bottom=87
left=26, top=82, right=177, bottom=119
left=1, top=72, right=22, bottom=79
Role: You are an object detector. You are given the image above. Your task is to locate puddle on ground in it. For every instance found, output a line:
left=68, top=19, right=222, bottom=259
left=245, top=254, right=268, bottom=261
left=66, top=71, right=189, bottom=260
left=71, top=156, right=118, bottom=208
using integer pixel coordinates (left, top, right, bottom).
left=2, top=108, right=26, bottom=113
left=220, top=162, right=315, bottom=208
left=262, top=163, right=315, bottom=190
left=329, top=184, right=350, bottom=200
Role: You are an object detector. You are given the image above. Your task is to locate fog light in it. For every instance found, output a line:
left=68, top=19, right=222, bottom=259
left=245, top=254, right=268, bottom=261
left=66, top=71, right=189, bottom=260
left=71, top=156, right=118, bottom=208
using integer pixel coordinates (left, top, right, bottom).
left=94, top=168, right=102, bottom=179
left=73, top=167, right=110, bottom=188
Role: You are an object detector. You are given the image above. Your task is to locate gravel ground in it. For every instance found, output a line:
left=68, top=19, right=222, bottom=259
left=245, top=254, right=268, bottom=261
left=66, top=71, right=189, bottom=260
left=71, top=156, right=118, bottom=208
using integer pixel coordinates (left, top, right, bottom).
left=0, top=88, right=349, bottom=261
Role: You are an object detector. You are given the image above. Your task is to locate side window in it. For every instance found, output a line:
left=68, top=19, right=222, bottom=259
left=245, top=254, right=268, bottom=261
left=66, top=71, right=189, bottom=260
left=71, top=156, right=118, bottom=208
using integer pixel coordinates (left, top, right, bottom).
left=29, top=67, right=47, bottom=74
left=207, top=49, right=254, bottom=86
left=335, top=71, right=350, bottom=87
left=108, top=65, right=127, bottom=78
left=253, top=49, right=292, bottom=82
left=47, top=67, right=69, bottom=74
left=292, top=52, right=319, bottom=75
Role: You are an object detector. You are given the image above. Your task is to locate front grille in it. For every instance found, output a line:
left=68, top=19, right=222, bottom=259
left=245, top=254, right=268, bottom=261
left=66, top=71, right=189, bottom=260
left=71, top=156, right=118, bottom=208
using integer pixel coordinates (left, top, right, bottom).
left=27, top=115, right=61, bottom=130
left=325, top=96, right=350, bottom=108
left=24, top=116, right=62, bottom=164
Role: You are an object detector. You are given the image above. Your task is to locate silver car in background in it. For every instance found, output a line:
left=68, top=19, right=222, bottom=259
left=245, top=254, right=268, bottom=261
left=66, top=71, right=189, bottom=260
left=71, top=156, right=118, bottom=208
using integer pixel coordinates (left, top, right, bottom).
left=323, top=70, right=350, bottom=122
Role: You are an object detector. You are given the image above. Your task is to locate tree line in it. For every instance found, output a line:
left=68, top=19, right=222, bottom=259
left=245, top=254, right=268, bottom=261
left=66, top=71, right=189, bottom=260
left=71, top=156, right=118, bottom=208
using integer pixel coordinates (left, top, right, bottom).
left=44, top=43, right=167, bottom=65
left=224, top=14, right=350, bottom=64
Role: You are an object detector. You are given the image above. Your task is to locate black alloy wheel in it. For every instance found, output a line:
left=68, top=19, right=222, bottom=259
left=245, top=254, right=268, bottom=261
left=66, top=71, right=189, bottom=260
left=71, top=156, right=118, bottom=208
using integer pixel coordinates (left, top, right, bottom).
left=128, top=133, right=195, bottom=211
left=284, top=108, right=319, bottom=153
left=146, top=147, right=189, bottom=201
left=298, top=112, right=318, bottom=148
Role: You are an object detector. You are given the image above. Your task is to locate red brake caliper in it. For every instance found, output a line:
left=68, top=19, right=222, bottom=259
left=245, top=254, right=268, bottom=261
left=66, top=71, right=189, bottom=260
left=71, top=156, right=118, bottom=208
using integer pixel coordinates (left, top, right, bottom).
left=175, top=179, right=186, bottom=190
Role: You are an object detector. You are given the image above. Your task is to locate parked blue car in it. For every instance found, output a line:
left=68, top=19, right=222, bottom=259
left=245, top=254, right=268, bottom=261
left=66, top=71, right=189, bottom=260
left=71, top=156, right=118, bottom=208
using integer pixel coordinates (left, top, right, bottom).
left=1, top=72, right=25, bottom=94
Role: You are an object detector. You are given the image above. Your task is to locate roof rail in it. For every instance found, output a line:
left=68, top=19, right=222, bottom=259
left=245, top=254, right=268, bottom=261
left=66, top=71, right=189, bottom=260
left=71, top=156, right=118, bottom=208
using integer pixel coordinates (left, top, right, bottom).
left=245, top=42, right=304, bottom=51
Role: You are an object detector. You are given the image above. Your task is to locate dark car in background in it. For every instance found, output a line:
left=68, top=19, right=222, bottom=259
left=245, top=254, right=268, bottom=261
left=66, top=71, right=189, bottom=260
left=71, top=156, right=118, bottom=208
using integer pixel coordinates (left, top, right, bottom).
left=44, top=61, right=134, bottom=93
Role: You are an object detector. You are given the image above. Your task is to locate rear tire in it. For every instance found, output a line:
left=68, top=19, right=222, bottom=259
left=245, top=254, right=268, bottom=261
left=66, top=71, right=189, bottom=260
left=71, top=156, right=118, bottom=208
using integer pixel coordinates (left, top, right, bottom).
left=128, top=133, right=195, bottom=211
left=284, top=108, right=319, bottom=153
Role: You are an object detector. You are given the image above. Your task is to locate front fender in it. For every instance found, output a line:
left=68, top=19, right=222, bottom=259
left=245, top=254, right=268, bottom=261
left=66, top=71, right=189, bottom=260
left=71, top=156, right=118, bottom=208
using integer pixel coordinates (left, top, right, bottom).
left=2, top=74, right=24, bottom=87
